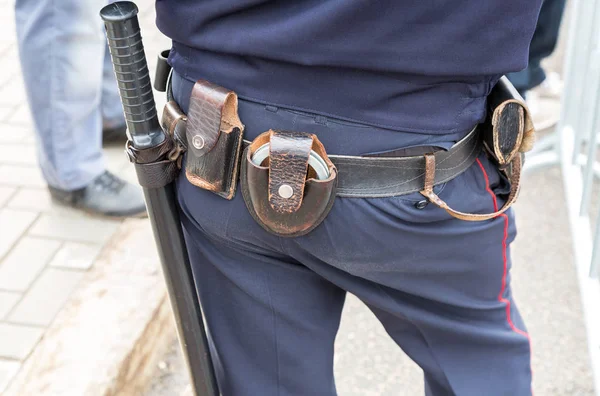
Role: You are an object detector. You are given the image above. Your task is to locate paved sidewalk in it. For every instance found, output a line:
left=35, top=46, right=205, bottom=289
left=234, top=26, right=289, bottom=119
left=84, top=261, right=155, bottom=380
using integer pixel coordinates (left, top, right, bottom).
left=0, top=0, right=169, bottom=392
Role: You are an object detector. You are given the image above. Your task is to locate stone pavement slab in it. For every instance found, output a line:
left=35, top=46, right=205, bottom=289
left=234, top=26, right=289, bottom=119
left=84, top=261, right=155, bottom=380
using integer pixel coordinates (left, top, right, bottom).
left=0, top=323, right=43, bottom=361
left=0, top=80, right=26, bottom=107
left=0, top=108, right=12, bottom=122
left=0, top=209, right=37, bottom=259
left=0, top=236, right=61, bottom=291
left=0, top=360, right=18, bottom=394
left=0, top=61, right=20, bottom=91
left=0, top=292, right=19, bottom=320
left=0, top=125, right=32, bottom=144
left=6, top=104, right=32, bottom=127
left=7, top=188, right=98, bottom=218
left=7, top=268, right=85, bottom=327
left=0, top=144, right=36, bottom=166
left=28, top=214, right=121, bottom=244
left=48, top=242, right=103, bottom=271
left=0, top=165, right=45, bottom=188
left=6, top=188, right=53, bottom=212
left=0, top=187, right=14, bottom=207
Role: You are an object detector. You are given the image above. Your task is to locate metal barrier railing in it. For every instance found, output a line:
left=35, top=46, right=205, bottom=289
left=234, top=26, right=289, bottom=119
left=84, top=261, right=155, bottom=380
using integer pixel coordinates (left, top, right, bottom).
left=526, top=0, right=600, bottom=393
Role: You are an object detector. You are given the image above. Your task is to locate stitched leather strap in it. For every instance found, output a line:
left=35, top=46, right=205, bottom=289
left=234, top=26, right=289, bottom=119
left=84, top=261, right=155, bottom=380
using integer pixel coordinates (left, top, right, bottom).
left=268, top=130, right=313, bottom=213
left=420, top=153, right=522, bottom=221
left=125, top=134, right=181, bottom=189
left=134, top=160, right=180, bottom=189
left=161, top=101, right=188, bottom=166
left=125, top=133, right=173, bottom=164
left=162, top=101, right=187, bottom=143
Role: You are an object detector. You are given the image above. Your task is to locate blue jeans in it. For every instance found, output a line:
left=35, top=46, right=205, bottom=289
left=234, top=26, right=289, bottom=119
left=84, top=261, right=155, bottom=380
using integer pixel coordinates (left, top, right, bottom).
left=172, top=73, right=533, bottom=395
left=507, top=0, right=566, bottom=94
left=14, top=0, right=124, bottom=190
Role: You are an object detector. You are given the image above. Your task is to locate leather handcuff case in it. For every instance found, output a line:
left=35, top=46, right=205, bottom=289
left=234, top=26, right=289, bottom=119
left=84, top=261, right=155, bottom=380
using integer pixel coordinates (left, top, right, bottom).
left=184, top=80, right=245, bottom=200
left=241, top=130, right=338, bottom=237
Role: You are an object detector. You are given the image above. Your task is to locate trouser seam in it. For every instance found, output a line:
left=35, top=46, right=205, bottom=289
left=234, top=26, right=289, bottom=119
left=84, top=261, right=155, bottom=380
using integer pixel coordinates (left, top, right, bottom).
left=264, top=271, right=281, bottom=396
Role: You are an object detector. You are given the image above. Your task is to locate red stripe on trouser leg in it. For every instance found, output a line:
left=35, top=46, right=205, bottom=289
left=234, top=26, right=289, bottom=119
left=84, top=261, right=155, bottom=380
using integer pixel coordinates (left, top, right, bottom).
left=475, top=158, right=533, bottom=394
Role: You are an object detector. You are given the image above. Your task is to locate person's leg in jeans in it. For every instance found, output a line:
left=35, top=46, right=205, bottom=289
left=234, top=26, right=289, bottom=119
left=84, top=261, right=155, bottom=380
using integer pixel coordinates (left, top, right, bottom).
left=15, top=0, right=106, bottom=190
left=14, top=0, right=145, bottom=216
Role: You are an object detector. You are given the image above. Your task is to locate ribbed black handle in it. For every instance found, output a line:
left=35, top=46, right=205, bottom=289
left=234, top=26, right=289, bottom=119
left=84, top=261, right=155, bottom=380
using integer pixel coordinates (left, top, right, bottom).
left=101, top=1, right=163, bottom=149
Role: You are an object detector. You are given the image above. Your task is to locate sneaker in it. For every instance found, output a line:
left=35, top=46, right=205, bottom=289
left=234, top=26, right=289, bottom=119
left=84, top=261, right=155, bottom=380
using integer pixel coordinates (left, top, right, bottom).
left=48, top=171, right=147, bottom=218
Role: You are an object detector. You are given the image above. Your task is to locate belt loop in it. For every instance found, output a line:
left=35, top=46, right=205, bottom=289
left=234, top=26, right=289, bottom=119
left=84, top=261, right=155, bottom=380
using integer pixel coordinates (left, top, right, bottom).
left=422, top=153, right=436, bottom=193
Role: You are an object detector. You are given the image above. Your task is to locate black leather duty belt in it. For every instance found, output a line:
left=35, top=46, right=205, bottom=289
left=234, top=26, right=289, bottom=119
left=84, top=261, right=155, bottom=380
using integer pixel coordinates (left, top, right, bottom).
left=254, top=126, right=482, bottom=198
left=155, top=102, right=482, bottom=200
left=157, top=101, right=482, bottom=199
left=151, top=68, right=483, bottom=200
left=155, top=68, right=482, bottom=200
left=131, top=64, right=530, bottom=236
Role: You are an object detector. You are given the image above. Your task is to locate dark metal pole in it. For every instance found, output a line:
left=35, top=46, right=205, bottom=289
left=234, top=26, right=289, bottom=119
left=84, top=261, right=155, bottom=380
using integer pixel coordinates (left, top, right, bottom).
left=100, top=3, right=219, bottom=395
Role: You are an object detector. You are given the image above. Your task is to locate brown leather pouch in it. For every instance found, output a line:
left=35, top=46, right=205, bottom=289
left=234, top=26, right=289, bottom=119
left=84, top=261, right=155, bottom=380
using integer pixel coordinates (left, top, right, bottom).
left=241, top=130, right=337, bottom=237
left=484, top=76, right=535, bottom=167
left=184, top=80, right=245, bottom=200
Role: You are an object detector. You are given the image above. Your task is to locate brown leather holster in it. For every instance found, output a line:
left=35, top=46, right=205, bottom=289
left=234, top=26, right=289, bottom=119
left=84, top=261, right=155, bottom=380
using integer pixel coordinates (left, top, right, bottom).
left=419, top=76, right=535, bottom=221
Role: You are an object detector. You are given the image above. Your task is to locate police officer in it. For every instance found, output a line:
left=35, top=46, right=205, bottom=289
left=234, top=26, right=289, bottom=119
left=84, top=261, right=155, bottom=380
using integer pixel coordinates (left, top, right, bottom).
left=155, top=1, right=543, bottom=394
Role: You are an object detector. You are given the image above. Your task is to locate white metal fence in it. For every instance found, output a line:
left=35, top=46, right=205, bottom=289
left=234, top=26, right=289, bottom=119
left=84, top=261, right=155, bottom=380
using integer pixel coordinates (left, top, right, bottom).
left=526, top=0, right=600, bottom=393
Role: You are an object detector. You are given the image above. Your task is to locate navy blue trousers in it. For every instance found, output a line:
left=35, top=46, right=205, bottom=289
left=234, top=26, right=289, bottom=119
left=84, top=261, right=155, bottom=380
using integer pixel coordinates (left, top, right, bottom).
left=173, top=73, right=533, bottom=396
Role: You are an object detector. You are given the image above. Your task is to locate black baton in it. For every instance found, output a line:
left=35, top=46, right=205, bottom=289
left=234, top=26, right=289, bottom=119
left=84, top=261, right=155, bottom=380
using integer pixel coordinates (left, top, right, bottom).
left=100, top=3, right=219, bottom=395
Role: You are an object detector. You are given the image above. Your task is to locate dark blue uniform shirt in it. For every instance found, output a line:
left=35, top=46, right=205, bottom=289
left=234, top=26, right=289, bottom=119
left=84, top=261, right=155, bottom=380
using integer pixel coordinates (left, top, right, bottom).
left=156, top=0, right=542, bottom=136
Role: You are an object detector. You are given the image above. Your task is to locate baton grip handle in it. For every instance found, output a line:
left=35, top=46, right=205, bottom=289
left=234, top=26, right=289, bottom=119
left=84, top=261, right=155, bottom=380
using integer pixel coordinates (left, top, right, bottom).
left=100, top=1, right=163, bottom=149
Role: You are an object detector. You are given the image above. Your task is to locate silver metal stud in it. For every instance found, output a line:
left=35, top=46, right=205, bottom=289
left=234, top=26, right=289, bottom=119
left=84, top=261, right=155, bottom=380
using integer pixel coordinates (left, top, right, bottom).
left=192, top=135, right=205, bottom=149
left=278, top=184, right=294, bottom=199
